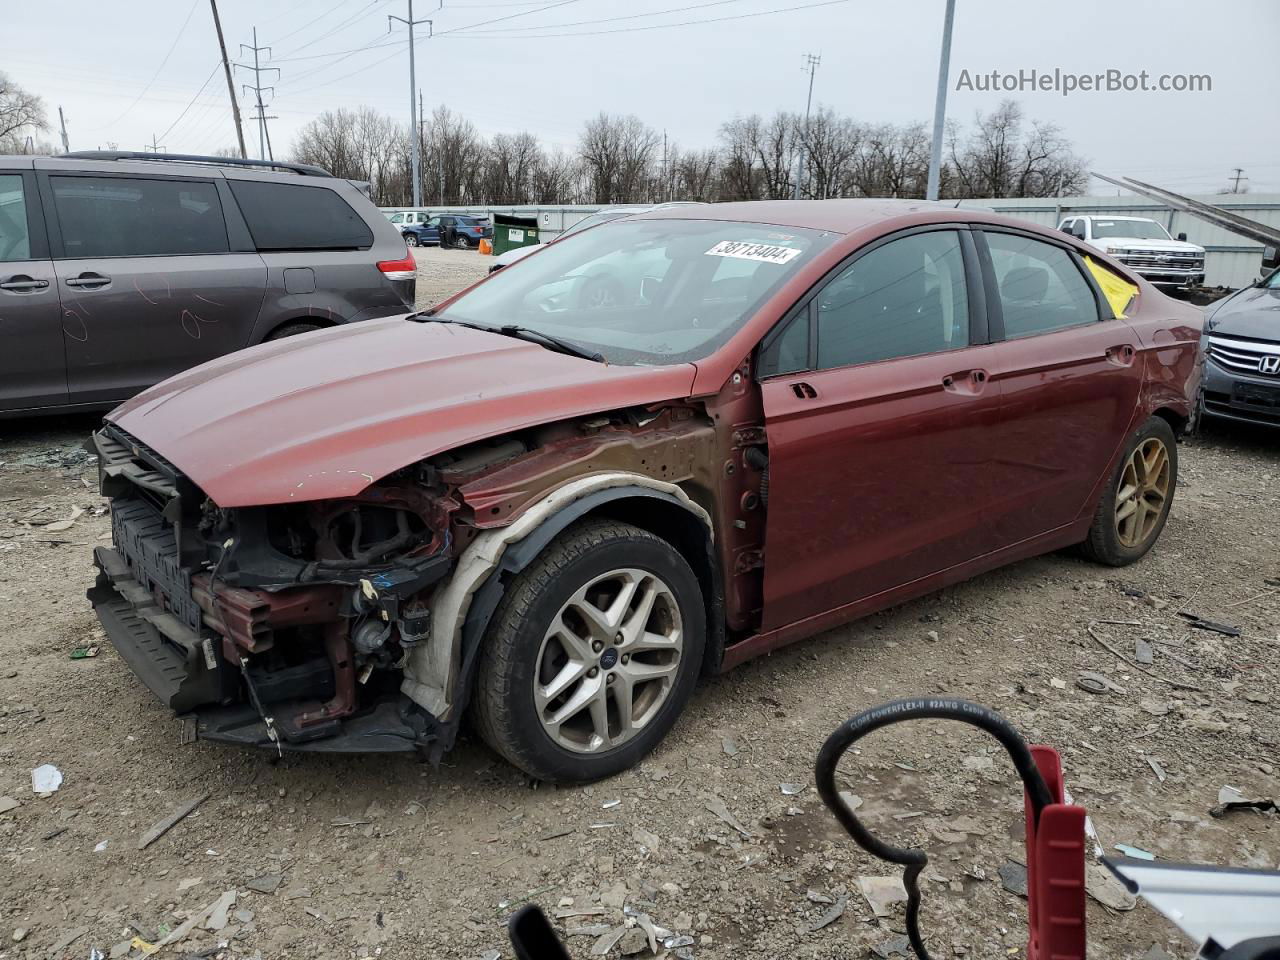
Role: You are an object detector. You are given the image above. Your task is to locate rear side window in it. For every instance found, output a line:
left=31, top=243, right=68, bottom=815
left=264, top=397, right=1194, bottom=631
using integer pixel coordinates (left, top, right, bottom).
left=51, top=176, right=228, bottom=258
left=0, top=174, right=31, bottom=261
left=228, top=180, right=373, bottom=251
left=984, top=232, right=1099, bottom=339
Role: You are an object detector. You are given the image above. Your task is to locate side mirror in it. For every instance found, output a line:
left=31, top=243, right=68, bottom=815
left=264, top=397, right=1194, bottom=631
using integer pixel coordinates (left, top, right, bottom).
left=1176, top=232, right=1188, bottom=242
left=1262, top=245, right=1279, bottom=279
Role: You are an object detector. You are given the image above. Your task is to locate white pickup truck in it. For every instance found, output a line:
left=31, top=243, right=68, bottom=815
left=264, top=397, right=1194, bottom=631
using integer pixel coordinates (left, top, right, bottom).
left=1057, top=215, right=1206, bottom=289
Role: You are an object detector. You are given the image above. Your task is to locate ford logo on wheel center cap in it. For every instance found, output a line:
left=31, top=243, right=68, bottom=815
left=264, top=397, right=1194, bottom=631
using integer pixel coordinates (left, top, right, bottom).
left=599, top=647, right=619, bottom=669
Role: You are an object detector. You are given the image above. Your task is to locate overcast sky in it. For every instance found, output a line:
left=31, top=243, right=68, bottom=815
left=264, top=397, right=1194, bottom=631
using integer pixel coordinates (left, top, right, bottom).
left=8, top=0, right=1278, bottom=195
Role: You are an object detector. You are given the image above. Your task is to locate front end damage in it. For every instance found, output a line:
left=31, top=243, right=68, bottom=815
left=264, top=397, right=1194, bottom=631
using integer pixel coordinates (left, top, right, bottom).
left=88, top=405, right=727, bottom=759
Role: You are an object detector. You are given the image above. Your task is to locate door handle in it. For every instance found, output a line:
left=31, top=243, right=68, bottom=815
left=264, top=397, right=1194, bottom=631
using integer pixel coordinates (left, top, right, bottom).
left=0, top=276, right=50, bottom=291
left=942, top=368, right=989, bottom=395
left=65, top=272, right=111, bottom=289
left=1105, top=344, right=1136, bottom=366
left=791, top=381, right=818, bottom=400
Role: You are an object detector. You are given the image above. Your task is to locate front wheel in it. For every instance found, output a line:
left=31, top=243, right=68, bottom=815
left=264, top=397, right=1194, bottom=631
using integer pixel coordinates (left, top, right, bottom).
left=1080, top=416, right=1178, bottom=566
left=405, top=234, right=419, bottom=247
left=472, top=519, right=705, bottom=783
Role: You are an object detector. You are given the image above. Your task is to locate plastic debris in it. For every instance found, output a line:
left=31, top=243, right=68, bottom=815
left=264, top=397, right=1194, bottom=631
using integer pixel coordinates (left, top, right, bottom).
left=857, top=876, right=908, bottom=917
left=1147, top=757, right=1167, bottom=782
left=94, top=840, right=109, bottom=853
left=0, top=796, right=19, bottom=815
left=89, top=947, right=106, bottom=960
left=590, top=925, right=628, bottom=956
left=780, top=782, right=805, bottom=796
left=663, top=935, right=694, bottom=949
left=1210, top=785, right=1278, bottom=818
left=601, top=799, right=621, bottom=810
left=722, top=736, right=739, bottom=756
left=705, top=796, right=752, bottom=838
left=873, top=935, right=912, bottom=958
left=480, top=951, right=500, bottom=960
left=1177, top=612, right=1241, bottom=637
left=70, top=645, right=100, bottom=659
left=31, top=763, right=63, bottom=795
left=1114, top=843, right=1156, bottom=860
left=806, top=889, right=834, bottom=904
left=129, top=936, right=159, bottom=956
left=998, top=861, right=1028, bottom=898
left=139, top=792, right=209, bottom=850
left=807, top=895, right=847, bottom=932
left=1085, top=863, right=1137, bottom=911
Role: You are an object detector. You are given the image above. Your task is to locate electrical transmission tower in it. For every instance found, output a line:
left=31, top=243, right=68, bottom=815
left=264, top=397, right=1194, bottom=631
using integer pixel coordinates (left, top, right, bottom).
left=236, top=28, right=280, bottom=161
left=793, top=53, right=820, bottom=200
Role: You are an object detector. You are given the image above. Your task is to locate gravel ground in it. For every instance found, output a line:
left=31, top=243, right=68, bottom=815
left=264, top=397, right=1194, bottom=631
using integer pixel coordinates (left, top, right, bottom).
left=411, top=245, right=493, bottom=310
left=0, top=271, right=1277, bottom=960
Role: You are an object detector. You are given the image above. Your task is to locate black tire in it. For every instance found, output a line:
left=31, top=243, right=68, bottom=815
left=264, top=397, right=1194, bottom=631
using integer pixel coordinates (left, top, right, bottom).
left=472, top=518, right=705, bottom=783
left=1080, top=416, right=1178, bottom=566
left=454, top=235, right=472, bottom=250
left=266, top=322, right=322, bottom=341
left=405, top=234, right=419, bottom=247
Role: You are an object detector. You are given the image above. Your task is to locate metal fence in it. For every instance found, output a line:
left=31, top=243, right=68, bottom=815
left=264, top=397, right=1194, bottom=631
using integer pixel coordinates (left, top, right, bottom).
left=382, top=193, right=1280, bottom=288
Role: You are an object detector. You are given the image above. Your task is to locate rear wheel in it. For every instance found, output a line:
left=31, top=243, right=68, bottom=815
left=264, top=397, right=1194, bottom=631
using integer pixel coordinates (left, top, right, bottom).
left=454, top=235, right=472, bottom=250
left=472, top=519, right=705, bottom=783
left=1080, top=416, right=1178, bottom=565
left=266, top=322, right=322, bottom=341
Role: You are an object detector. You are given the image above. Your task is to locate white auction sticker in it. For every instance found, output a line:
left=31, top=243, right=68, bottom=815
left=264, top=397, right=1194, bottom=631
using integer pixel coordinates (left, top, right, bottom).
left=705, top=240, right=802, bottom=264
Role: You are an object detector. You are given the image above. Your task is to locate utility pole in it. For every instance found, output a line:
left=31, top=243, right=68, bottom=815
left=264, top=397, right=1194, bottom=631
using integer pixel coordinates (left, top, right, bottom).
left=1229, top=168, right=1248, bottom=193
left=661, top=130, right=668, bottom=202
left=419, top=88, right=427, bottom=207
left=57, top=106, right=70, bottom=153
left=926, top=0, right=957, bottom=201
left=793, top=54, right=820, bottom=200
left=389, top=1, right=437, bottom=208
left=145, top=134, right=166, bottom=153
left=210, top=0, right=247, bottom=159
left=237, top=29, right=280, bottom=161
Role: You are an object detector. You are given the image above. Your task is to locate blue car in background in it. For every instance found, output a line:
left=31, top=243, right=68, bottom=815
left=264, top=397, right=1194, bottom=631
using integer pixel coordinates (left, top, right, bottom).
left=402, top=214, right=493, bottom=249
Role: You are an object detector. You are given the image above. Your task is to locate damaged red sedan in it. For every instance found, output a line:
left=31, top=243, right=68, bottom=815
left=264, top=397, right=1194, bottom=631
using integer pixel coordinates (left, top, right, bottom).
left=89, top=200, right=1201, bottom=781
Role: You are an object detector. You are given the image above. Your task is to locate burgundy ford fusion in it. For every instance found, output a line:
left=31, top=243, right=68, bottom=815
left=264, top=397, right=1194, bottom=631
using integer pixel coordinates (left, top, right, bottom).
left=89, top=200, right=1201, bottom=781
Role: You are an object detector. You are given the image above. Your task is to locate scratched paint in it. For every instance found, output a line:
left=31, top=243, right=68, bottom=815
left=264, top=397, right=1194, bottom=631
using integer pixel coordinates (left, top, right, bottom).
left=62, top=309, right=89, bottom=343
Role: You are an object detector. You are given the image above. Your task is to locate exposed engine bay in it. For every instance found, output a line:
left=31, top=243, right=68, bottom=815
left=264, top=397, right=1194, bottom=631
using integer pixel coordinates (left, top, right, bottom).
left=87, top=394, right=763, bottom=760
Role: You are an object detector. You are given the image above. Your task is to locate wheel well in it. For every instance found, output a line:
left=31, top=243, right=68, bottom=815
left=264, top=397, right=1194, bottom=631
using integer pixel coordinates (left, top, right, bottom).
left=1152, top=406, right=1189, bottom=437
left=587, top=497, right=725, bottom=676
left=264, top=316, right=335, bottom=340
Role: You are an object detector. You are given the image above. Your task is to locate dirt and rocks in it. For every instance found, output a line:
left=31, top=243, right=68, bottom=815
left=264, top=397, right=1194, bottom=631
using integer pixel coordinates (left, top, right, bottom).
left=1, top=258, right=1277, bottom=960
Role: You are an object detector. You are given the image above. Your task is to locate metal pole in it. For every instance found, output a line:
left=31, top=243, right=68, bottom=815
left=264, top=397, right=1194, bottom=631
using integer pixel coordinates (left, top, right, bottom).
left=926, top=0, right=956, bottom=201
left=58, top=106, right=70, bottom=153
left=408, top=0, right=420, bottom=207
left=210, top=0, right=247, bottom=159
left=253, top=28, right=265, bottom=160
left=794, top=54, right=819, bottom=200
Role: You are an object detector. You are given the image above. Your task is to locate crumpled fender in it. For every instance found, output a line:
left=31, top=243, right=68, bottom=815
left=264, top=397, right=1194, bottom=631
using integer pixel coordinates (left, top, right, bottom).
left=401, top=471, right=713, bottom=719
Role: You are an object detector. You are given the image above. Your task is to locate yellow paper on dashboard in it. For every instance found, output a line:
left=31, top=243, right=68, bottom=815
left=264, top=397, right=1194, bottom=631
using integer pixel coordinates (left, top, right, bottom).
left=1083, top=256, right=1140, bottom=318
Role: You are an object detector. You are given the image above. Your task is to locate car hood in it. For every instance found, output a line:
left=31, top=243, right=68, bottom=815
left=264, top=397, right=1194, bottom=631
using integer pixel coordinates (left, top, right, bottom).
left=1094, top=237, right=1203, bottom=252
left=108, top=316, right=697, bottom=507
left=1206, top=285, right=1280, bottom=340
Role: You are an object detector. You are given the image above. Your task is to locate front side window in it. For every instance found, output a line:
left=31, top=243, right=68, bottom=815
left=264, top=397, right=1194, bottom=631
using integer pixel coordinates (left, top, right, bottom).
left=985, top=232, right=1099, bottom=339
left=0, top=174, right=31, bottom=261
left=52, top=176, right=228, bottom=259
left=815, top=230, right=969, bottom=370
left=227, top=180, right=373, bottom=251
left=438, top=218, right=836, bottom=365
left=389, top=213, right=405, bottom=224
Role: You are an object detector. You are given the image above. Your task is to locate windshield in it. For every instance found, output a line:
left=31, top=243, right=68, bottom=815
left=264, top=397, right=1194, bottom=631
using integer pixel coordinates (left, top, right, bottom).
left=1091, top=219, right=1172, bottom=241
left=438, top=218, right=837, bottom=365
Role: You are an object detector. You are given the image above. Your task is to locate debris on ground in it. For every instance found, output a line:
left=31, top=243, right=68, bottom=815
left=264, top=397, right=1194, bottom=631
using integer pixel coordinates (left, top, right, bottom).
left=1176, top=612, right=1241, bottom=636
left=780, top=782, right=805, bottom=795
left=1210, top=785, right=1278, bottom=818
left=872, top=934, right=912, bottom=958
left=1114, top=844, right=1156, bottom=860
left=31, top=763, right=62, bottom=795
left=1077, top=671, right=1125, bottom=694
left=246, top=874, right=284, bottom=894
left=858, top=877, right=908, bottom=917
left=1085, top=863, right=1138, bottom=911
left=0, top=796, right=19, bottom=815
left=998, top=861, right=1028, bottom=898
left=137, top=792, right=209, bottom=850
left=69, top=644, right=99, bottom=659
left=705, top=795, right=752, bottom=838
left=806, top=895, right=847, bottom=932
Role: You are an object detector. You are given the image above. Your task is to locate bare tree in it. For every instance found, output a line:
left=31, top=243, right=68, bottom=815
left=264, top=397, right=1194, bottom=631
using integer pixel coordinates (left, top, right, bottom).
left=944, top=100, right=1085, bottom=199
left=578, top=113, right=660, bottom=204
left=0, top=72, right=48, bottom=152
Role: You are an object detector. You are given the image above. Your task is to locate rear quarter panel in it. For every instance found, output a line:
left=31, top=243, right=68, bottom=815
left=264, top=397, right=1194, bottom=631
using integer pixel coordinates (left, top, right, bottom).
left=1124, top=281, right=1203, bottom=424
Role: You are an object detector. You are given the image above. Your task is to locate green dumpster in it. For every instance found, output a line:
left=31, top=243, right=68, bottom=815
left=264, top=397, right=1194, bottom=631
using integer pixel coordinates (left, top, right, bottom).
left=491, top=213, right=539, bottom=256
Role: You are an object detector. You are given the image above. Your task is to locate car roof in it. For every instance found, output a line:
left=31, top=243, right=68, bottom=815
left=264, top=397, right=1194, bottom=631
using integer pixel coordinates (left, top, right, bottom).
left=627, top=198, right=1057, bottom=238
left=1083, top=215, right=1153, bottom=221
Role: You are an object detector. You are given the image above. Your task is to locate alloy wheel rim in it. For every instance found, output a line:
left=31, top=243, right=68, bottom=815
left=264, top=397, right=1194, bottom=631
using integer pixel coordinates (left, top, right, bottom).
left=534, top=567, right=683, bottom=754
left=1114, top=437, right=1170, bottom=548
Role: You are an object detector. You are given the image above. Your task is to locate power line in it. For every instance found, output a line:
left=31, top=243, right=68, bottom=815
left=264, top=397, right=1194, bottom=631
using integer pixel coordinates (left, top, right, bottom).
left=278, top=0, right=386, bottom=56
left=154, top=60, right=223, bottom=144
left=102, top=0, right=201, bottom=127
left=270, top=0, right=353, bottom=46
left=434, top=0, right=586, bottom=34
left=435, top=0, right=855, bottom=39
left=456, top=0, right=753, bottom=34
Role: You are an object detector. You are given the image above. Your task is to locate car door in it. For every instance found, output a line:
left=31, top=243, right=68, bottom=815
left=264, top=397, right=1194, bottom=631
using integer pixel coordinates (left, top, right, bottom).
left=421, top=216, right=442, bottom=244
left=41, top=169, right=267, bottom=404
left=0, top=169, right=66, bottom=411
left=758, top=227, right=1004, bottom=630
left=976, top=227, right=1143, bottom=548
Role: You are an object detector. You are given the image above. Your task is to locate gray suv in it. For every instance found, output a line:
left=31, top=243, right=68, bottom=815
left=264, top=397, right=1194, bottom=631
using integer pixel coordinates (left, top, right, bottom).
left=0, top=151, right=415, bottom=416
